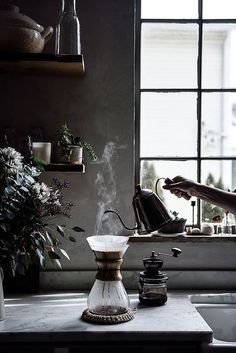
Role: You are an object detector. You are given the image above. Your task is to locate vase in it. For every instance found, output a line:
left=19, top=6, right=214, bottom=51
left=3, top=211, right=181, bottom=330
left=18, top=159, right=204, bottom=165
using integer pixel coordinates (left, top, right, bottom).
left=0, top=268, right=5, bottom=321
left=2, top=262, right=40, bottom=294
left=69, top=146, right=83, bottom=164
left=55, top=0, right=81, bottom=55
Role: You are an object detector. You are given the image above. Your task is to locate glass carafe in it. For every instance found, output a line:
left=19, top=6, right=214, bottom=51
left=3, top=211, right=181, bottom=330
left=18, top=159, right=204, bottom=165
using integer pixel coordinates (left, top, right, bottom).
left=82, top=235, right=134, bottom=323
left=55, top=0, right=81, bottom=55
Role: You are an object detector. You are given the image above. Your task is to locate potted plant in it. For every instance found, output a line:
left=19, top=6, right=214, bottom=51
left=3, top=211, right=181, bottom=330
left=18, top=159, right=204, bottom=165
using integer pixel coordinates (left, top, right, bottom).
left=0, top=147, right=84, bottom=299
left=58, top=123, right=97, bottom=164
left=158, top=211, right=187, bottom=234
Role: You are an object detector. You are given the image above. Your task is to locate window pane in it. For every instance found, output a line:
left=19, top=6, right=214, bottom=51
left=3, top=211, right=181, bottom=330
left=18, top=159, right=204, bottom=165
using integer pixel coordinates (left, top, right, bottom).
left=141, top=0, right=198, bottom=19
left=202, top=24, right=236, bottom=89
left=203, top=0, right=236, bottom=19
left=201, top=160, right=236, bottom=222
left=140, top=160, right=197, bottom=224
left=201, top=160, right=236, bottom=191
left=141, top=23, right=198, bottom=89
left=201, top=93, right=236, bottom=157
left=140, top=93, right=198, bottom=157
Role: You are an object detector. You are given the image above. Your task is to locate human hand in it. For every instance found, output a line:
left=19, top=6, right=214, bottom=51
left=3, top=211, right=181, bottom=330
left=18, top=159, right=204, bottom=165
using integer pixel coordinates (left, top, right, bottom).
left=163, top=176, right=196, bottom=200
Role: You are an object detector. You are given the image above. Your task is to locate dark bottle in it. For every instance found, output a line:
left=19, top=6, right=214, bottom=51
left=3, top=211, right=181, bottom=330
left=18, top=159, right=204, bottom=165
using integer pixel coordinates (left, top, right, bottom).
left=139, top=251, right=168, bottom=306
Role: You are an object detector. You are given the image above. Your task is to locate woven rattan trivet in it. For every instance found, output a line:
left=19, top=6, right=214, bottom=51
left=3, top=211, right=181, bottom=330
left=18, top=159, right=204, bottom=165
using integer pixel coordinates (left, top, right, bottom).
left=81, top=308, right=135, bottom=324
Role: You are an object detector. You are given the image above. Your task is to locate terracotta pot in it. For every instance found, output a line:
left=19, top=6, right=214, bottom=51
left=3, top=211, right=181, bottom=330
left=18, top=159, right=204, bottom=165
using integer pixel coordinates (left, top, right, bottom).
left=0, top=5, right=53, bottom=53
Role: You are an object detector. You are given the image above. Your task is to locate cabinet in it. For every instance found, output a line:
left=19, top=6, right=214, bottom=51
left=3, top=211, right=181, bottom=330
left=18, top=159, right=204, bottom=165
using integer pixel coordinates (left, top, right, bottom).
left=0, top=53, right=85, bottom=76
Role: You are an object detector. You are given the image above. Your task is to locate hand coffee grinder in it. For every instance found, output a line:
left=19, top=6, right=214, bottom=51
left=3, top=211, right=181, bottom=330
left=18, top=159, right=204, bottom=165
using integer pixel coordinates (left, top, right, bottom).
left=139, top=248, right=182, bottom=306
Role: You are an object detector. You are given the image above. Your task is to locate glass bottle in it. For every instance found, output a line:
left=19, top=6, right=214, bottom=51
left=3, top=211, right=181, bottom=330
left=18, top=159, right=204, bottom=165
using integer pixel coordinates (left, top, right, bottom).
left=55, top=0, right=81, bottom=55
left=222, top=211, right=234, bottom=235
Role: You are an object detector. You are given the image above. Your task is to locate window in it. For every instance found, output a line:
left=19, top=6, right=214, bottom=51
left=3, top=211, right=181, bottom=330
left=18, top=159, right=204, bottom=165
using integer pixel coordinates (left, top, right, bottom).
left=135, top=0, right=236, bottom=226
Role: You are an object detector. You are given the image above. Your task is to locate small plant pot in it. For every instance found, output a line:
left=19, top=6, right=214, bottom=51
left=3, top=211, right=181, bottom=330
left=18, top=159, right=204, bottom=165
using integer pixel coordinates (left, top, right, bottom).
left=69, top=146, right=83, bottom=165
left=159, top=219, right=187, bottom=234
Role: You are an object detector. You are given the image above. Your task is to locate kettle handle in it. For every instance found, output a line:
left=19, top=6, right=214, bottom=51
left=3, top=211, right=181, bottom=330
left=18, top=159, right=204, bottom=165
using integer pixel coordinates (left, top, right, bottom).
left=41, top=26, right=54, bottom=43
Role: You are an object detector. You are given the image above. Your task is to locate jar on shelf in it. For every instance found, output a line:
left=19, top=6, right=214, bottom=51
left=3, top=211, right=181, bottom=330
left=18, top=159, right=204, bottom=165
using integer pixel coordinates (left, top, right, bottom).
left=55, top=0, right=81, bottom=55
left=222, top=211, right=235, bottom=235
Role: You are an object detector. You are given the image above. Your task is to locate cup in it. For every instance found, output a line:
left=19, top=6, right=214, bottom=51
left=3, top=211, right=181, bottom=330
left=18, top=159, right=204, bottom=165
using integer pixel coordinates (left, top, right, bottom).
left=32, top=142, right=51, bottom=164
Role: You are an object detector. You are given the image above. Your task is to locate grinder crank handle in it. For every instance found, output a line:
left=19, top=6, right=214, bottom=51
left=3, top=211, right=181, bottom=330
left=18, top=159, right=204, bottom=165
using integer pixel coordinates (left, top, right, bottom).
left=164, top=178, right=191, bottom=201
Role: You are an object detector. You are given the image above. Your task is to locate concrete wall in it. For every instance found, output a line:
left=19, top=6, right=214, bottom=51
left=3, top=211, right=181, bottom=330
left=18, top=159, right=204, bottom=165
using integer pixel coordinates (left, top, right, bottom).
left=1, top=0, right=236, bottom=290
left=0, top=0, right=135, bottom=265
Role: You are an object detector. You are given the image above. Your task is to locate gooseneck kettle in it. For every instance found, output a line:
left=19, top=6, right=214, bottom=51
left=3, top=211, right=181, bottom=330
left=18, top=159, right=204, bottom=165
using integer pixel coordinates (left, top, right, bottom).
left=104, top=184, right=174, bottom=235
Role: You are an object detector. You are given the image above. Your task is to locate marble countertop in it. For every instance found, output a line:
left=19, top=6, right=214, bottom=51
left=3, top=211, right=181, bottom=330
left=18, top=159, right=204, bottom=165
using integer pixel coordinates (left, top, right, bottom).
left=0, top=292, right=212, bottom=344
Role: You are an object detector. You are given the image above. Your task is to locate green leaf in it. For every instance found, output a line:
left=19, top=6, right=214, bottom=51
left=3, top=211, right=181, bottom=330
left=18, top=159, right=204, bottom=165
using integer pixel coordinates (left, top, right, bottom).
left=20, top=186, right=29, bottom=193
left=48, top=250, right=61, bottom=259
left=6, top=210, right=15, bottom=220
left=56, top=225, right=65, bottom=237
left=37, top=232, right=46, bottom=242
left=69, top=236, right=76, bottom=242
left=72, top=226, right=85, bottom=232
left=16, top=261, right=25, bottom=275
left=59, top=248, right=70, bottom=260
left=5, top=186, right=16, bottom=194
left=45, top=231, right=54, bottom=245
left=36, top=249, right=45, bottom=269
left=0, top=223, right=9, bottom=232
left=23, top=252, right=30, bottom=271
left=24, top=175, right=35, bottom=184
left=50, top=258, right=62, bottom=269
left=15, top=174, right=23, bottom=186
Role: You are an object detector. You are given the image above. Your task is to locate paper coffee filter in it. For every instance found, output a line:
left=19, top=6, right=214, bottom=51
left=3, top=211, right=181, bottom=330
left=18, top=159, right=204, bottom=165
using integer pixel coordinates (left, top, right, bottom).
left=87, top=235, right=129, bottom=251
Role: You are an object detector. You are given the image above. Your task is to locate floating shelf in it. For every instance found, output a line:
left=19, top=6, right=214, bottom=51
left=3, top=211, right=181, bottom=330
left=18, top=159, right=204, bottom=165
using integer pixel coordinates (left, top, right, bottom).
left=44, top=163, right=85, bottom=172
left=0, top=53, right=85, bottom=76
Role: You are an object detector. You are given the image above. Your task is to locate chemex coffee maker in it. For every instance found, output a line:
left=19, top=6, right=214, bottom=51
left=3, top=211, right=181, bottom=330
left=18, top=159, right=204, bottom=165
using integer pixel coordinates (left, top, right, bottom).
left=104, top=183, right=174, bottom=234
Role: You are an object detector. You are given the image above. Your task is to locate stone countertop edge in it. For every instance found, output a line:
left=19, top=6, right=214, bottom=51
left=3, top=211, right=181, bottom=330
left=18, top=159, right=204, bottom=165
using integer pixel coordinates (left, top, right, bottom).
left=0, top=292, right=213, bottom=344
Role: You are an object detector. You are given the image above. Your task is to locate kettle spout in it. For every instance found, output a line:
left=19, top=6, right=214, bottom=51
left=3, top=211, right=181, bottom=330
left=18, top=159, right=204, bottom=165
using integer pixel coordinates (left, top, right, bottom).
left=104, top=210, right=138, bottom=231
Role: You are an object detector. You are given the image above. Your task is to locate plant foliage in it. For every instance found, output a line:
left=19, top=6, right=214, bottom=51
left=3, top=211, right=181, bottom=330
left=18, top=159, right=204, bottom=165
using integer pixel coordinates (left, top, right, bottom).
left=0, top=147, right=84, bottom=276
left=58, top=123, right=97, bottom=161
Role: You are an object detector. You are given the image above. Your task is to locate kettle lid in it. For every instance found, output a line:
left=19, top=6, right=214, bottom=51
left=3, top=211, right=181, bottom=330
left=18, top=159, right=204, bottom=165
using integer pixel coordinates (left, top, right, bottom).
left=134, top=184, right=153, bottom=198
left=0, top=5, right=44, bottom=32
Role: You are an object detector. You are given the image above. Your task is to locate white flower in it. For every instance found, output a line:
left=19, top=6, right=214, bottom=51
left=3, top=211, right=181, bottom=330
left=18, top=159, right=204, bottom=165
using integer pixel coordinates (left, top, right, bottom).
left=31, top=182, right=52, bottom=203
left=0, top=147, right=23, bottom=171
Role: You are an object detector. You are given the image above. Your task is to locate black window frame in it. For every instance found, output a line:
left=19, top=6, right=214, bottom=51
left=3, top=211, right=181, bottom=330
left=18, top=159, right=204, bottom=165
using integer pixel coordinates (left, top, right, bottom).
left=135, top=0, right=236, bottom=227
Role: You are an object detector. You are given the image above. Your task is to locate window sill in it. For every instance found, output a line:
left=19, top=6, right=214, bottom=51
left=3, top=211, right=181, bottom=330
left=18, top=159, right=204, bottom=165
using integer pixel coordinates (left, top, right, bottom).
left=128, top=234, right=236, bottom=243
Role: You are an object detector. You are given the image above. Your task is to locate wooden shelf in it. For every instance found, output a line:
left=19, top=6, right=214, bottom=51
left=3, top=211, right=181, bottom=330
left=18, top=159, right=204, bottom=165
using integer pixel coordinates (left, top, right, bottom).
left=0, top=53, right=85, bottom=76
left=44, top=163, right=85, bottom=172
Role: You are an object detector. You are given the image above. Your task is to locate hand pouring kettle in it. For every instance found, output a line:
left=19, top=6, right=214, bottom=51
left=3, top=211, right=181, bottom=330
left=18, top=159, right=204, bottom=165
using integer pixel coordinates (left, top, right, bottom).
left=104, top=184, right=174, bottom=235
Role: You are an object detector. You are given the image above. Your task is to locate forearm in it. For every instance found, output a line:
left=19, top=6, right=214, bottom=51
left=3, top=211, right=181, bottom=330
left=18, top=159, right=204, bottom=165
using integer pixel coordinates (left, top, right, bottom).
left=192, top=183, right=236, bottom=214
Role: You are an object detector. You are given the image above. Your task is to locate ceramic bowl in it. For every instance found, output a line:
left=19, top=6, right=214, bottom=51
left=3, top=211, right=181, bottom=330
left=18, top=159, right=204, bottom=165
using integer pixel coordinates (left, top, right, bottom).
left=158, top=218, right=187, bottom=234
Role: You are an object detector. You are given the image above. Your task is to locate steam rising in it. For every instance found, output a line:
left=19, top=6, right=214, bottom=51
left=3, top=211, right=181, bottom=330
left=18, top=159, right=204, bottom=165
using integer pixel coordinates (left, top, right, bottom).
left=94, top=142, right=126, bottom=234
